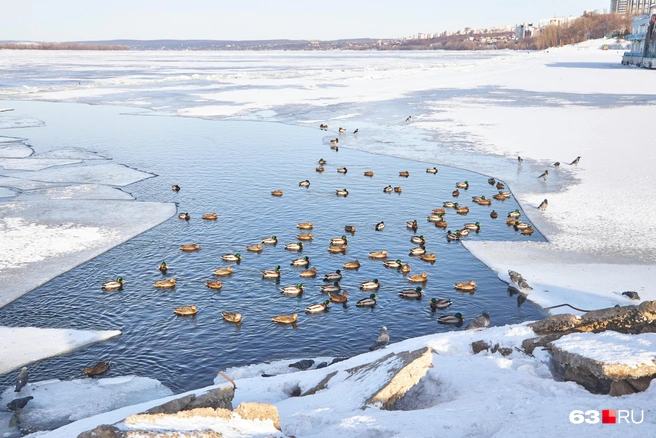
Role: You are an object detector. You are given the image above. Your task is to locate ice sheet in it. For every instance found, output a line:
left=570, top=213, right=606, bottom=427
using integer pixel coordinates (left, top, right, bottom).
left=0, top=142, right=33, bottom=158
left=10, top=163, right=155, bottom=187
left=0, top=116, right=44, bottom=129
left=36, top=147, right=110, bottom=160
left=16, top=185, right=134, bottom=201
left=0, top=157, right=81, bottom=171
left=0, top=187, right=17, bottom=198
left=552, top=332, right=656, bottom=368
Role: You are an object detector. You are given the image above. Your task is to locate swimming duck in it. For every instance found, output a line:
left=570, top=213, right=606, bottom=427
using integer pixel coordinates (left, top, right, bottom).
left=205, top=280, right=223, bottom=290
left=178, top=213, right=190, bottom=220
left=435, top=218, right=448, bottom=228
left=356, top=293, right=378, bottom=307
left=508, top=209, right=521, bottom=218
left=409, top=246, right=426, bottom=256
left=319, top=158, right=327, bottom=164
left=394, top=186, right=402, bottom=193
left=323, top=270, right=342, bottom=281
left=446, top=230, right=460, bottom=241
left=172, top=185, right=181, bottom=192
left=343, top=260, right=361, bottom=269
left=300, top=267, right=317, bottom=278
left=513, top=221, right=529, bottom=230
left=438, top=313, right=464, bottom=324
left=359, top=279, right=380, bottom=290
left=521, top=227, right=535, bottom=235
left=384, top=259, right=403, bottom=269
left=262, top=265, right=281, bottom=279
left=337, top=167, right=348, bottom=174
left=411, top=235, right=425, bottom=245
left=306, top=300, right=330, bottom=314
left=299, top=180, right=310, bottom=187
left=174, top=305, right=198, bottom=316
left=101, top=277, right=124, bottom=291
left=432, top=208, right=446, bottom=215
left=291, top=256, right=310, bottom=267
left=364, top=171, right=374, bottom=177
left=180, top=244, right=201, bottom=252
left=331, top=144, right=338, bottom=151
left=458, top=229, right=469, bottom=237
left=280, top=284, right=304, bottom=296
left=443, top=201, right=455, bottom=208
left=455, top=181, right=469, bottom=189
left=455, top=204, right=469, bottom=214
left=297, top=222, right=313, bottom=230
left=272, top=313, right=298, bottom=324
left=454, top=280, right=477, bottom=291
left=477, top=197, right=492, bottom=206
left=222, top=253, right=242, bottom=262
left=369, top=250, right=388, bottom=259
left=82, top=361, right=111, bottom=377
left=506, top=217, right=519, bottom=225
left=401, top=263, right=411, bottom=273
left=490, top=210, right=498, bottom=219
left=297, top=233, right=313, bottom=241
left=488, top=178, right=496, bottom=185
left=285, top=242, right=303, bottom=251
left=339, top=127, right=346, bottom=134
left=328, top=244, right=347, bottom=253
left=262, top=236, right=278, bottom=245
left=222, top=312, right=242, bottom=323
left=399, top=171, right=410, bottom=177
left=331, top=236, right=348, bottom=245
left=538, top=199, right=548, bottom=210
left=154, top=278, right=176, bottom=288
left=430, top=298, right=452, bottom=310
left=464, top=222, right=481, bottom=231
left=271, top=190, right=283, bottom=197
left=383, top=185, right=393, bottom=193
left=329, top=290, right=349, bottom=303
left=426, top=167, right=438, bottom=174
left=399, top=286, right=423, bottom=299
left=321, top=282, right=341, bottom=293
left=420, top=253, right=436, bottom=262
left=159, top=262, right=167, bottom=274
left=493, top=192, right=507, bottom=201
left=213, top=267, right=234, bottom=276
left=202, top=213, right=218, bottom=220
left=344, top=225, right=356, bottom=233
left=316, top=166, right=325, bottom=172
left=408, top=272, right=428, bottom=282
left=496, top=182, right=505, bottom=190
left=336, top=189, right=349, bottom=197
left=407, top=220, right=418, bottom=230
left=452, top=189, right=460, bottom=197
left=570, top=156, right=581, bottom=165
left=375, top=221, right=385, bottom=231
left=247, top=244, right=263, bottom=252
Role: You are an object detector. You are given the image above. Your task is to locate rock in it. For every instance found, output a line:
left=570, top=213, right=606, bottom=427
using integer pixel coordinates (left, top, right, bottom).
left=77, top=424, right=124, bottom=438
left=125, top=429, right=224, bottom=437
left=521, top=334, right=565, bottom=355
left=471, top=340, right=491, bottom=354
left=144, top=394, right=195, bottom=415
left=234, top=402, right=281, bottom=431
left=144, top=386, right=234, bottom=415
left=301, top=371, right=338, bottom=397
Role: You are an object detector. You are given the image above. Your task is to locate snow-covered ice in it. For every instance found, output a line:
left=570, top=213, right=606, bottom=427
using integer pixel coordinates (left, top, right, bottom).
left=16, top=184, right=134, bottom=201
left=10, top=162, right=155, bottom=187
left=0, top=116, right=44, bottom=129
left=36, top=147, right=109, bottom=160
left=0, top=187, right=17, bottom=198
left=552, top=332, right=656, bottom=368
left=0, top=157, right=81, bottom=171
left=0, top=141, right=33, bottom=158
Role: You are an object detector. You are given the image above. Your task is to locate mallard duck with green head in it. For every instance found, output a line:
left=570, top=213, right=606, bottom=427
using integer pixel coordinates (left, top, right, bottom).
left=356, top=293, right=378, bottom=307
left=222, top=253, right=242, bottom=262
left=291, top=256, right=310, bottom=267
left=383, top=259, right=403, bottom=269
left=102, top=277, right=124, bottom=291
left=411, top=235, right=425, bottom=245
left=409, top=246, right=426, bottom=256
left=455, top=181, right=469, bottom=189
left=262, top=265, right=281, bottom=279
left=323, top=270, right=342, bottom=281
left=430, top=298, right=452, bottom=310
left=438, top=313, right=464, bottom=324
left=399, top=286, right=423, bottom=299
left=306, top=300, right=330, bottom=314
left=280, top=284, right=304, bottom=296
left=359, top=279, right=380, bottom=290
left=330, top=236, right=348, bottom=245
left=321, top=282, right=341, bottom=293
left=158, top=262, right=167, bottom=274
left=285, top=242, right=303, bottom=251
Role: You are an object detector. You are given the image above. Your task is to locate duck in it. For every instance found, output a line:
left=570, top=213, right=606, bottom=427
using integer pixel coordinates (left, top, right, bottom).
left=331, top=236, right=348, bottom=245
left=222, top=312, right=242, bottom=323
left=343, top=260, right=361, bottom=269
left=180, top=244, right=200, bottom=252
left=477, top=197, right=492, bottom=206
left=409, top=246, right=426, bottom=256
left=213, top=266, right=234, bottom=276
left=518, top=156, right=524, bottom=163
left=430, top=298, right=452, bottom=310
left=394, top=186, right=402, bottom=193
left=321, top=282, right=341, bottom=293
left=285, top=242, right=303, bottom=251
left=464, top=222, right=481, bottom=231
left=570, top=156, right=581, bottom=165
left=291, top=256, right=310, bottom=267
left=438, top=313, right=464, bottom=324
left=426, top=167, right=438, bottom=174
left=521, top=227, right=535, bottom=235
left=443, top=202, right=455, bottom=208
left=202, top=213, right=218, bottom=220
left=336, top=189, right=349, bottom=197
left=318, top=158, right=327, bottom=164
left=159, top=262, right=168, bottom=274
left=297, top=233, right=313, bottom=241
left=247, top=244, right=263, bottom=252
left=490, top=210, right=498, bottom=219
left=344, top=225, right=356, bottom=233
left=272, top=313, right=298, bottom=324
left=496, top=182, right=505, bottom=190
left=401, top=263, right=411, bottom=273
left=178, top=213, right=190, bottom=220
left=262, top=236, right=278, bottom=245
left=454, top=280, right=477, bottom=291
left=508, top=209, right=521, bottom=218
left=432, top=208, right=446, bottom=215
left=383, top=185, right=393, bottom=193
left=399, top=171, right=410, bottom=177
left=330, top=138, right=339, bottom=145
left=369, top=250, right=388, bottom=259
left=488, top=178, right=496, bottom=185
left=446, top=230, right=460, bottom=241
left=331, top=144, right=339, bottom=151
left=455, top=204, right=470, bottom=214
left=375, top=221, right=385, bottom=231
left=384, top=259, right=403, bottom=268
left=452, top=189, right=460, bottom=197
left=271, top=190, right=283, bottom=197
left=493, top=192, right=507, bottom=201
left=101, top=277, right=124, bottom=291
left=435, top=219, right=448, bottom=228
left=306, top=300, right=330, bottom=314
left=316, top=166, right=325, bottom=172
left=455, top=181, right=469, bottom=189
left=538, top=199, right=548, bottom=211
left=262, top=265, right=281, bottom=278
left=300, top=267, right=317, bottom=278
left=297, top=222, right=313, bottom=230
left=399, top=286, right=423, bottom=299
left=174, top=305, right=198, bottom=316
left=411, top=235, right=426, bottom=245
left=364, top=171, right=374, bottom=177
left=319, top=124, right=328, bottom=130
left=328, top=244, right=347, bottom=253
left=154, top=278, right=176, bottom=288
left=356, top=293, right=378, bottom=307
left=329, top=290, right=349, bottom=303
left=205, top=280, right=223, bottom=290
left=406, top=220, right=418, bottom=230
left=337, top=167, right=348, bottom=174
left=408, top=272, right=428, bottom=282
left=420, top=253, right=436, bottom=262
left=299, top=180, right=310, bottom=187
left=553, top=162, right=561, bottom=168
left=458, top=229, right=469, bottom=237
left=359, top=279, right=380, bottom=290
left=172, top=185, right=181, bottom=192
left=82, top=361, right=111, bottom=377
left=323, top=270, right=342, bottom=281
left=513, top=221, right=529, bottom=230
left=353, top=128, right=359, bottom=134
left=339, top=127, right=346, bottom=134
left=280, top=284, right=304, bottom=296
left=222, top=253, right=242, bottom=262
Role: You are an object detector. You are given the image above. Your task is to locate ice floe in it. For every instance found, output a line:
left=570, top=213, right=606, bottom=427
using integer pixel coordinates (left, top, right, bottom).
left=10, top=162, right=154, bottom=187
left=0, top=142, right=33, bottom=158
left=0, top=116, right=44, bottom=129
left=36, top=147, right=110, bottom=160
left=16, top=184, right=134, bottom=201
left=0, top=157, right=81, bottom=171
left=0, top=187, right=17, bottom=198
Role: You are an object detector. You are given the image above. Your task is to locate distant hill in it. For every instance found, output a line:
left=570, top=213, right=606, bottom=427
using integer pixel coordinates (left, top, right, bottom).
left=71, top=39, right=381, bottom=51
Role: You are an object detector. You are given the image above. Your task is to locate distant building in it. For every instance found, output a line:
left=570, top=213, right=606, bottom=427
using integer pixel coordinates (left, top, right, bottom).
left=538, top=16, right=577, bottom=28
left=622, top=4, right=656, bottom=67
left=611, top=0, right=628, bottom=13
left=627, top=0, right=653, bottom=15
left=515, top=23, right=535, bottom=39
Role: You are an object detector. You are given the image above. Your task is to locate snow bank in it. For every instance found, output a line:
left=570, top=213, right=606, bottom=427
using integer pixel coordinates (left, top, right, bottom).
left=552, top=332, right=656, bottom=368
left=0, top=326, right=121, bottom=375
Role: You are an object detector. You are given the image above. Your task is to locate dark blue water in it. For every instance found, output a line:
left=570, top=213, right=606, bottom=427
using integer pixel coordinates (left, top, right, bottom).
left=0, top=101, right=545, bottom=393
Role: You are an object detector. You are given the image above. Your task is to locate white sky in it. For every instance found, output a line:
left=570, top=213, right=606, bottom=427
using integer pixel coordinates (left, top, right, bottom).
left=3, top=0, right=609, bottom=41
